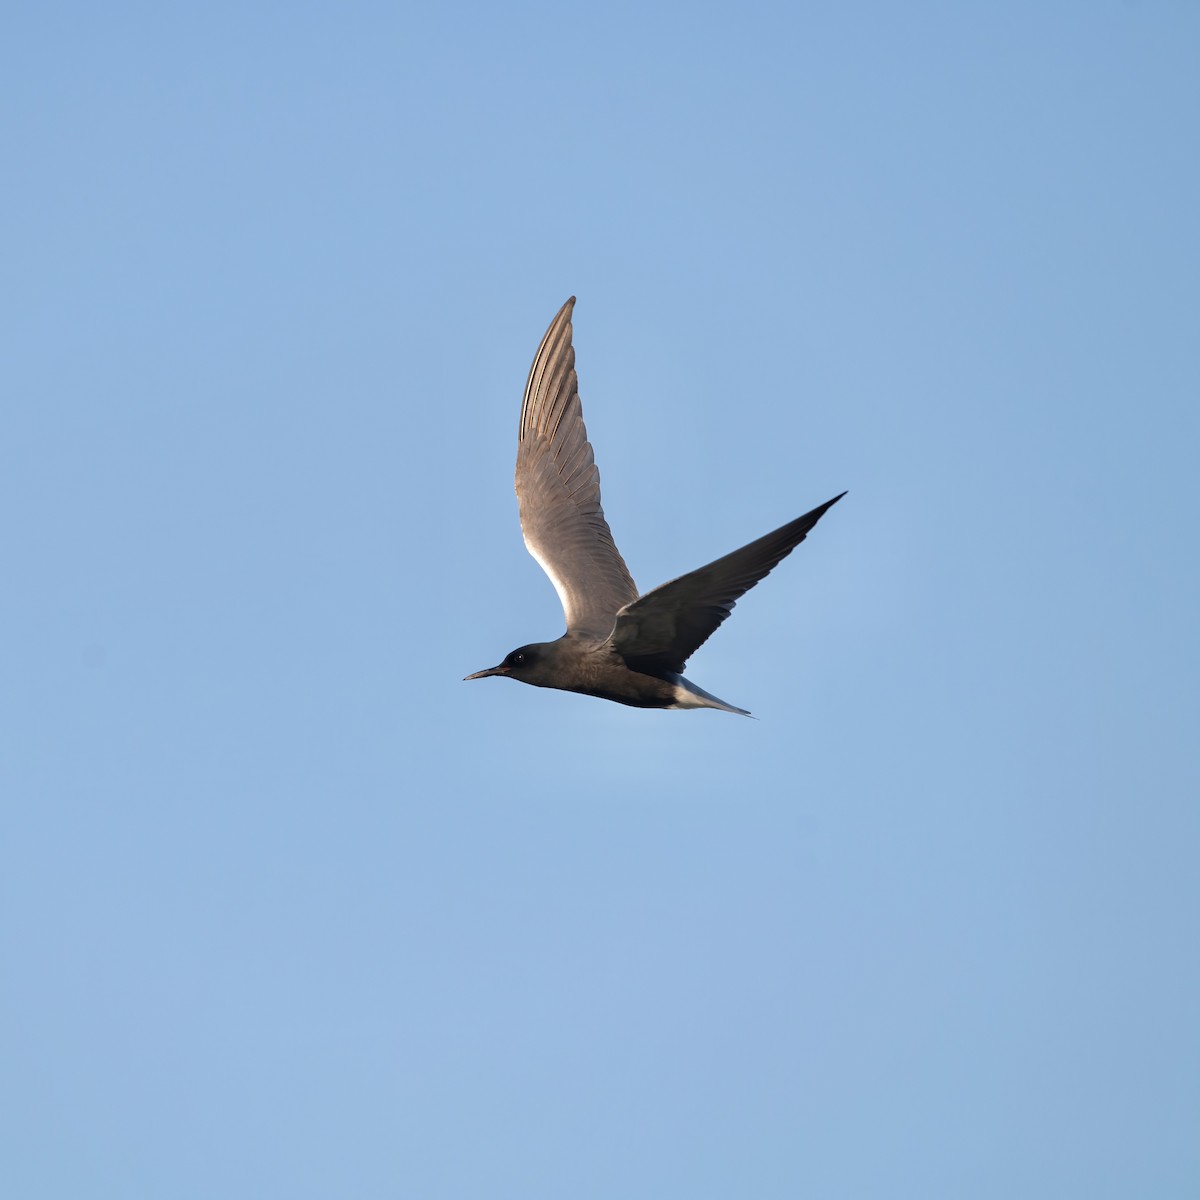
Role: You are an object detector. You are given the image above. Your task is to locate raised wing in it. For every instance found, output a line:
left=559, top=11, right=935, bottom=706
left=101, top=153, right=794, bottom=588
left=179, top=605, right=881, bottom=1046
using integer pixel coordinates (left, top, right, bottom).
left=515, top=297, right=638, bottom=639
left=609, top=492, right=846, bottom=674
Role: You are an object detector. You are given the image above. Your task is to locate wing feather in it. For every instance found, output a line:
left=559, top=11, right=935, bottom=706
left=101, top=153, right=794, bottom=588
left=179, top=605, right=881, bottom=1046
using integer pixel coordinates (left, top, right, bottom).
left=515, top=298, right=638, bottom=638
left=609, top=493, right=846, bottom=674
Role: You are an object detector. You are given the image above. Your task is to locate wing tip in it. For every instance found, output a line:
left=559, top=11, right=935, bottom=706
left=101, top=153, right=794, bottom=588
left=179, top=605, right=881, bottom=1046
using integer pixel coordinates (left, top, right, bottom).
left=809, top=490, right=847, bottom=520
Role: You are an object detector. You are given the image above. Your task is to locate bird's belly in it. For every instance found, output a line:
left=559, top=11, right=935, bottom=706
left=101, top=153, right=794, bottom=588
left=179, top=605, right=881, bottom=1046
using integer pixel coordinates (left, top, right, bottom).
left=564, top=670, right=679, bottom=709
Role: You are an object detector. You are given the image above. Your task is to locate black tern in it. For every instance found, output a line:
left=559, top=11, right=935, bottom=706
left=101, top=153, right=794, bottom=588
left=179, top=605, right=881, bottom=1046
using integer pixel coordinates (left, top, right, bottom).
left=465, top=297, right=845, bottom=716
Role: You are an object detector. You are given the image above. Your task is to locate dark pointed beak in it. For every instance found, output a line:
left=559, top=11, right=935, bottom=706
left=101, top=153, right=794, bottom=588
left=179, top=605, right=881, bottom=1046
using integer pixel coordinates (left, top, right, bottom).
left=463, top=665, right=508, bottom=681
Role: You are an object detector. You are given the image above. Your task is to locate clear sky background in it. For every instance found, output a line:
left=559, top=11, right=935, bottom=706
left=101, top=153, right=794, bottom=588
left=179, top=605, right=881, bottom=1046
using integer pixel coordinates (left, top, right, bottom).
left=3, top=3, right=1198, bottom=1197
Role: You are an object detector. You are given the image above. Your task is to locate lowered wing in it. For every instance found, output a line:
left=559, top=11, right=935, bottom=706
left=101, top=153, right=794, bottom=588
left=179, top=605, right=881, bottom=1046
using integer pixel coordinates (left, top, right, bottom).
left=609, top=492, right=846, bottom=674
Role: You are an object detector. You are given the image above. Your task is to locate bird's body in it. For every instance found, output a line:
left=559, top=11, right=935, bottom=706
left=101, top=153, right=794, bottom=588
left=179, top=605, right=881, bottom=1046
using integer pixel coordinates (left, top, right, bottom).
left=478, top=636, right=753, bottom=715
left=465, top=297, right=844, bottom=716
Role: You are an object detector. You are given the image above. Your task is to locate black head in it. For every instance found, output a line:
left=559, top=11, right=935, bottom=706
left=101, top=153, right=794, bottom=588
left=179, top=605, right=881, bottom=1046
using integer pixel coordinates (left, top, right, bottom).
left=463, top=644, right=543, bottom=683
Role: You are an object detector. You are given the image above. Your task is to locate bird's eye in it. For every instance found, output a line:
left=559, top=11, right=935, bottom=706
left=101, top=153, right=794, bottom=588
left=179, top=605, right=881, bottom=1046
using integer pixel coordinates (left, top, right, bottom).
left=510, top=651, right=525, bottom=665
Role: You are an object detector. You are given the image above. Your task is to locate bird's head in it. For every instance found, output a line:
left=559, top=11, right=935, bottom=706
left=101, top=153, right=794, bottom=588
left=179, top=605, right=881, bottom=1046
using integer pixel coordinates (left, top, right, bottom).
left=463, top=643, right=550, bottom=687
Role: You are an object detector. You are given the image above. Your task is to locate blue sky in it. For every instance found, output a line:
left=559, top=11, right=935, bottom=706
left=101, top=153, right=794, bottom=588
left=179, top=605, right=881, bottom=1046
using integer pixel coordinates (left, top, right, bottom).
left=3, top=3, right=1198, bottom=1196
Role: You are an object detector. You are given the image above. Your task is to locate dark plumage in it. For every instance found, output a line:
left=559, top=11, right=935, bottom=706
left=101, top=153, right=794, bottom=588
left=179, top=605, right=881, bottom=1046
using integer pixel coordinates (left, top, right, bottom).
left=465, top=297, right=844, bottom=715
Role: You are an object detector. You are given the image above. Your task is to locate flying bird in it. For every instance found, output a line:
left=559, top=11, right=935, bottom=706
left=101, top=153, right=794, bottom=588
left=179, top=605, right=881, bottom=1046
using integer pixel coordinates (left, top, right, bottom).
left=465, top=297, right=844, bottom=715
